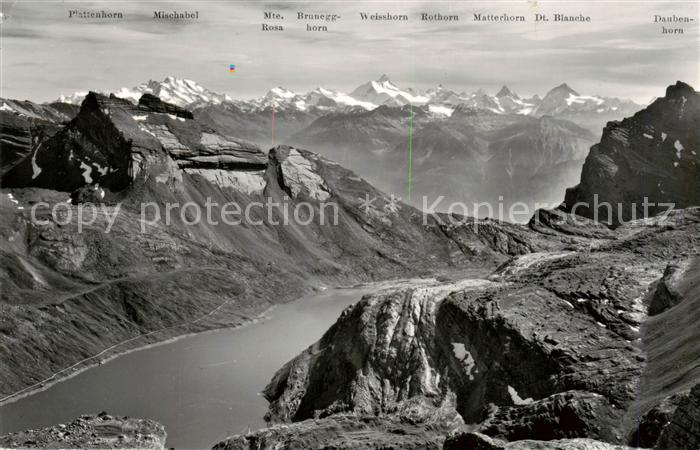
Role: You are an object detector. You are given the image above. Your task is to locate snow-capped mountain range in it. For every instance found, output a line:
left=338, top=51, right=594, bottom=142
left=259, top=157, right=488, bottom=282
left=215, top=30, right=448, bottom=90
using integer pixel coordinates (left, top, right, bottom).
left=58, top=77, right=232, bottom=108
left=55, top=75, right=639, bottom=118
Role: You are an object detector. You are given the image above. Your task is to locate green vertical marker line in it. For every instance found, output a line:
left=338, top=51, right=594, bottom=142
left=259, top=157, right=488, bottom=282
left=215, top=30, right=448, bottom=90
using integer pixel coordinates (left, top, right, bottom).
left=407, top=103, right=414, bottom=201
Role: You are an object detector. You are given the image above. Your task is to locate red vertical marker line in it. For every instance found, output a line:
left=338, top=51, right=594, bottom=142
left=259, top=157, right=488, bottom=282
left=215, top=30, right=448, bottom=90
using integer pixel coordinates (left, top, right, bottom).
left=271, top=105, right=276, bottom=146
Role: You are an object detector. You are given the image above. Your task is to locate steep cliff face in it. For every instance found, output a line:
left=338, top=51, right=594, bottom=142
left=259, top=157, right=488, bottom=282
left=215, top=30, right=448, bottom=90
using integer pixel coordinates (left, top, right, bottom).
left=563, top=82, right=700, bottom=225
left=264, top=279, right=497, bottom=423
left=625, top=256, right=700, bottom=447
left=251, top=207, right=700, bottom=448
left=2, top=92, right=266, bottom=193
left=0, top=100, right=77, bottom=175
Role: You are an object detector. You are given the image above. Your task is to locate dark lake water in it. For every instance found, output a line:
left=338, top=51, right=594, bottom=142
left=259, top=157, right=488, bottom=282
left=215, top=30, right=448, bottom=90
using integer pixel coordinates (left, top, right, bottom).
left=0, top=286, right=374, bottom=448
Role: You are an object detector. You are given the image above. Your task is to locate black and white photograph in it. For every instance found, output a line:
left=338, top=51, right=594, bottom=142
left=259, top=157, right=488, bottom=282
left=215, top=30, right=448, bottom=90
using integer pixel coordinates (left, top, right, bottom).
left=0, top=1, right=698, bottom=448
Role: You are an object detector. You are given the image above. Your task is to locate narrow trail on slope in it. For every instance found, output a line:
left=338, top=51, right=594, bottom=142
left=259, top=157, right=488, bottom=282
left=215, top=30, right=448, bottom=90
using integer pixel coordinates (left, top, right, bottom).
left=1, top=267, right=258, bottom=405
left=48, top=265, right=231, bottom=307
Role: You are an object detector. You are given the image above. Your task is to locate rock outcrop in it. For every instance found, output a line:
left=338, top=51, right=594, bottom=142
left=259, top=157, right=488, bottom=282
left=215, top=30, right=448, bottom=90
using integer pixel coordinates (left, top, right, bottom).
left=654, top=383, right=700, bottom=450
left=0, top=413, right=166, bottom=449
left=0, top=99, right=77, bottom=175
left=563, top=82, right=700, bottom=225
left=646, top=258, right=697, bottom=316
left=444, top=431, right=632, bottom=450
left=1, top=92, right=267, bottom=193
left=138, top=93, right=194, bottom=119
left=215, top=404, right=460, bottom=450
left=231, top=206, right=700, bottom=449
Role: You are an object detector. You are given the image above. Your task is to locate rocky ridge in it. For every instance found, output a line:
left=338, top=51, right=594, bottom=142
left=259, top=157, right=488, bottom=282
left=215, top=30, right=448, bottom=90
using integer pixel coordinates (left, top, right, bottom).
left=0, top=100, right=79, bottom=176
left=564, top=81, right=699, bottom=225
left=55, top=75, right=639, bottom=120
left=2, top=92, right=266, bottom=193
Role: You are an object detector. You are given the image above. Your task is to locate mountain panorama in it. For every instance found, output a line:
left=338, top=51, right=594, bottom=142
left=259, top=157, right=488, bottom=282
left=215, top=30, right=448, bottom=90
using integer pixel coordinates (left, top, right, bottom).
left=4, top=75, right=642, bottom=218
left=0, top=80, right=698, bottom=449
left=55, top=74, right=639, bottom=118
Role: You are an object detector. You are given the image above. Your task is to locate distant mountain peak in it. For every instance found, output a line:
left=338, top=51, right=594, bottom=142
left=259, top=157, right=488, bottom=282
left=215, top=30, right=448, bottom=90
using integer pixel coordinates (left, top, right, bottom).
left=496, top=85, right=516, bottom=98
left=349, top=75, right=428, bottom=106
left=134, top=76, right=229, bottom=107
left=563, top=81, right=699, bottom=224
left=53, top=76, right=231, bottom=107
left=666, top=80, right=696, bottom=99
left=154, top=76, right=205, bottom=91
left=50, top=76, right=639, bottom=120
left=267, top=86, right=297, bottom=97
left=550, top=83, right=579, bottom=96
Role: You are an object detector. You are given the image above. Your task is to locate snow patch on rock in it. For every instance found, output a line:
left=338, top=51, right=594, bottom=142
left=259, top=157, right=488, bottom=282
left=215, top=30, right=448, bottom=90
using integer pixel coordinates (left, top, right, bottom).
left=167, top=113, right=186, bottom=122
left=138, top=125, right=157, bottom=138
left=674, top=140, right=684, bottom=159
left=31, top=148, right=42, bottom=179
left=79, top=162, right=93, bottom=184
left=452, top=343, right=478, bottom=380
left=94, top=164, right=109, bottom=176
left=507, top=385, right=534, bottom=405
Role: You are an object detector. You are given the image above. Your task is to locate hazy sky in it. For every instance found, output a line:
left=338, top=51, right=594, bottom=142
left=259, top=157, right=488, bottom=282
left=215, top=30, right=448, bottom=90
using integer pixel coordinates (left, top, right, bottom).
left=1, top=0, right=698, bottom=103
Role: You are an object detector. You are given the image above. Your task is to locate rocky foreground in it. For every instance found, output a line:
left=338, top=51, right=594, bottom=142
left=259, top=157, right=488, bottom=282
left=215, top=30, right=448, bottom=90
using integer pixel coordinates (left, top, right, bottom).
left=213, top=207, right=700, bottom=449
left=0, top=413, right=166, bottom=449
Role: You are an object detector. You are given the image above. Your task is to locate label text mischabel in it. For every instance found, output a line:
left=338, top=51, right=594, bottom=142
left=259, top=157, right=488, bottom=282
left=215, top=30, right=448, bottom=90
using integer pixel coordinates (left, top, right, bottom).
left=153, top=11, right=199, bottom=20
